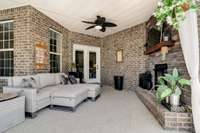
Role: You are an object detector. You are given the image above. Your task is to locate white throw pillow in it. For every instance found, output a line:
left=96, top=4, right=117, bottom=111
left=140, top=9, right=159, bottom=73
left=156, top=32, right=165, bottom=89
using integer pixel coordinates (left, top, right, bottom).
left=21, top=78, right=32, bottom=88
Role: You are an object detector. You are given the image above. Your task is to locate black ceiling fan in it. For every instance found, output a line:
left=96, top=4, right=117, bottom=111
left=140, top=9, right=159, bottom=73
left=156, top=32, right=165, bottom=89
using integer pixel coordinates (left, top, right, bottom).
left=82, top=16, right=117, bottom=32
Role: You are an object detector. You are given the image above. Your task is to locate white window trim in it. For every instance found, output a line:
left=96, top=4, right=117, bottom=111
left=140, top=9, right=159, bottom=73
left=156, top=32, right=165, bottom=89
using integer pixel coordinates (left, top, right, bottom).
left=49, top=29, right=62, bottom=72
left=0, top=20, right=14, bottom=24
left=0, top=48, right=14, bottom=52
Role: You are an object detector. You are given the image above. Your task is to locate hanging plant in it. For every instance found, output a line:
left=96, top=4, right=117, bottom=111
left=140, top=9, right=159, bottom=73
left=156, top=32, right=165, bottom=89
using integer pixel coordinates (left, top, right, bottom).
left=153, top=0, right=198, bottom=30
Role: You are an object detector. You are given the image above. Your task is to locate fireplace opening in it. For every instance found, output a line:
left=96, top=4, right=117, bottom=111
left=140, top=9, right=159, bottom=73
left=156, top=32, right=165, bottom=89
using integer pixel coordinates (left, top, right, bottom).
left=154, top=64, right=168, bottom=89
left=139, top=71, right=153, bottom=90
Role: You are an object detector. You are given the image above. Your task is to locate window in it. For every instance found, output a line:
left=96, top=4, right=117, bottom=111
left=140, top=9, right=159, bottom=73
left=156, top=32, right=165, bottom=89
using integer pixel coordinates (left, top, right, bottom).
left=0, top=21, right=14, bottom=76
left=49, top=29, right=62, bottom=73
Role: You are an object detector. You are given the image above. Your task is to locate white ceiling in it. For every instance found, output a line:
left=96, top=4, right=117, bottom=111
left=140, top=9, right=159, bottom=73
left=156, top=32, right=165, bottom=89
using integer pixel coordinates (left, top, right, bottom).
left=0, top=0, right=159, bottom=37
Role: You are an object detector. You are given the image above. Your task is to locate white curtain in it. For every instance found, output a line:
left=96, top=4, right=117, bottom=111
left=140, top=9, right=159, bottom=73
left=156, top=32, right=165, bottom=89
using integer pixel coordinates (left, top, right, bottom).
left=179, top=10, right=200, bottom=132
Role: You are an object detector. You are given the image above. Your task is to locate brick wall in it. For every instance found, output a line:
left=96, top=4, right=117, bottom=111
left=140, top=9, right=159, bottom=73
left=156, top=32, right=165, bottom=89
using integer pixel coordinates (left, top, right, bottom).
left=0, top=5, right=101, bottom=88
left=29, top=6, right=69, bottom=73
left=101, top=23, right=147, bottom=89
left=0, top=6, right=33, bottom=76
left=145, top=32, right=191, bottom=105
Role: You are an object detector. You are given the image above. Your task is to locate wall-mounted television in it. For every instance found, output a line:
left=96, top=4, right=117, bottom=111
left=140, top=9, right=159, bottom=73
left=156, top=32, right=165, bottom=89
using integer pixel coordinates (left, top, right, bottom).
left=146, top=28, right=161, bottom=49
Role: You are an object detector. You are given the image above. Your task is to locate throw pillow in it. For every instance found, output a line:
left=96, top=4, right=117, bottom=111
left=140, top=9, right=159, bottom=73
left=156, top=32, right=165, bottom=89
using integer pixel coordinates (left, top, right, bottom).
left=61, top=75, right=68, bottom=85
left=30, top=77, right=41, bottom=93
left=69, top=75, right=78, bottom=84
left=21, top=78, right=32, bottom=88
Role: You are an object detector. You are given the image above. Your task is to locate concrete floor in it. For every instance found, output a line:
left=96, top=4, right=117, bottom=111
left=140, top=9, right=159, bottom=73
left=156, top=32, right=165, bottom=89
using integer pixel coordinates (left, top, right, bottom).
left=6, top=86, right=188, bottom=133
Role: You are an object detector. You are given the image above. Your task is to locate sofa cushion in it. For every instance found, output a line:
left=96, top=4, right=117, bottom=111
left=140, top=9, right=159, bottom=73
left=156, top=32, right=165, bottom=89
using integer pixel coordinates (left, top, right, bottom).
left=70, top=84, right=100, bottom=91
left=54, top=73, right=68, bottom=84
left=12, top=76, right=31, bottom=87
left=37, top=73, right=56, bottom=88
left=68, top=75, right=78, bottom=84
left=21, top=78, right=32, bottom=88
left=37, top=85, right=62, bottom=101
left=60, top=75, right=69, bottom=85
left=51, top=85, right=88, bottom=98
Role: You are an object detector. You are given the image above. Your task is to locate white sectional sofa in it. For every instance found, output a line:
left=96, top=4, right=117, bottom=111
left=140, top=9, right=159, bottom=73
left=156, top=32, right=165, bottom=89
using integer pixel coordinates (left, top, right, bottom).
left=3, top=73, right=102, bottom=117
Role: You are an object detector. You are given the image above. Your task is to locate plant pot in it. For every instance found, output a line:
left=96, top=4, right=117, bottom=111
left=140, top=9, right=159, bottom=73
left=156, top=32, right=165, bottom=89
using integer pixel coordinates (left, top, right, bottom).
left=71, top=68, right=76, bottom=72
left=170, top=94, right=180, bottom=106
left=181, top=3, right=190, bottom=12
left=165, top=96, right=170, bottom=104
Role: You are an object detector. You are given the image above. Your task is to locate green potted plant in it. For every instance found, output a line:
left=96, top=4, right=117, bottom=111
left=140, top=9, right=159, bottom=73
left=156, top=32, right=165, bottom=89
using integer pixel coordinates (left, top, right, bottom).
left=153, top=0, right=198, bottom=30
left=156, top=68, right=191, bottom=106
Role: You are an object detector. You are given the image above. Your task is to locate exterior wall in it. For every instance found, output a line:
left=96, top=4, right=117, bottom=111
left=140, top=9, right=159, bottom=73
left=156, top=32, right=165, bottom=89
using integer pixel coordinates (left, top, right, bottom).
left=0, top=5, right=101, bottom=89
left=101, top=24, right=147, bottom=89
left=0, top=6, right=33, bottom=76
left=29, top=6, right=69, bottom=73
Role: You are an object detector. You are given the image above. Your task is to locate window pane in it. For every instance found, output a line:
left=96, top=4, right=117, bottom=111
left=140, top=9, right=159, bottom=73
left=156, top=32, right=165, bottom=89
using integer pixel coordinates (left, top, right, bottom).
left=10, top=40, right=13, bottom=48
left=50, top=54, right=60, bottom=73
left=0, top=24, right=3, bottom=31
left=4, top=40, right=9, bottom=48
left=0, top=69, right=3, bottom=76
left=9, top=23, right=13, bottom=30
left=0, top=41, right=3, bottom=49
left=0, top=32, right=3, bottom=41
left=4, top=32, right=9, bottom=40
left=4, top=23, right=9, bottom=31
left=0, top=51, right=14, bottom=76
left=0, top=60, right=4, bottom=68
left=10, top=31, right=13, bottom=39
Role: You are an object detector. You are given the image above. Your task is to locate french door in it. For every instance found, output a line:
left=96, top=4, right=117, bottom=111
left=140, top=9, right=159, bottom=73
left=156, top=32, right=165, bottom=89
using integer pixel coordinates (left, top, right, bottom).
left=73, top=44, right=100, bottom=83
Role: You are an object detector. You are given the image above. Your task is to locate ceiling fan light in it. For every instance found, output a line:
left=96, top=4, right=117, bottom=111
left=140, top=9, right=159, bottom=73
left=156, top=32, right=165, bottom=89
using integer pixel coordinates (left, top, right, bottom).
left=95, top=25, right=102, bottom=30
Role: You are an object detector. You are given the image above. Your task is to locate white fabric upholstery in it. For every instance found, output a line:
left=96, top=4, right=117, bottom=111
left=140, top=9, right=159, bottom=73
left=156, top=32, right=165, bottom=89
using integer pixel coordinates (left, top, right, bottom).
left=51, top=87, right=88, bottom=108
left=71, top=84, right=101, bottom=98
left=3, top=73, right=102, bottom=115
left=12, top=76, right=31, bottom=87
left=52, top=86, right=88, bottom=98
left=37, top=73, right=56, bottom=88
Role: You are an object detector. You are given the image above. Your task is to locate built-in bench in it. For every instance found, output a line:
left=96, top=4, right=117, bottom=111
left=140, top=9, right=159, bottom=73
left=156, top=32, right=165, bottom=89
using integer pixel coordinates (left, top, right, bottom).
left=135, top=87, right=194, bottom=132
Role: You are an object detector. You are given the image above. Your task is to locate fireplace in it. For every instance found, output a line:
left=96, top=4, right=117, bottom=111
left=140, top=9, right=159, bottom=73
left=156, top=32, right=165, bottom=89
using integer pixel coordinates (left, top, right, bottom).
left=154, top=64, right=168, bottom=88
left=139, top=71, right=153, bottom=90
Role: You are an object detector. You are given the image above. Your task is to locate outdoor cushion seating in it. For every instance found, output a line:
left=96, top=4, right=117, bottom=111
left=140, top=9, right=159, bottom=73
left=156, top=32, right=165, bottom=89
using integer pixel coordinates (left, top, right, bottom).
left=3, top=73, right=102, bottom=118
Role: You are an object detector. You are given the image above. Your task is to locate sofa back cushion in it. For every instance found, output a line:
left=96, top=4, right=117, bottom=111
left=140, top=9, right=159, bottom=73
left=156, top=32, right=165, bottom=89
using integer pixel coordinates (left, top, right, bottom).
left=12, top=76, right=31, bottom=87
left=54, top=73, right=68, bottom=84
left=37, top=73, right=56, bottom=88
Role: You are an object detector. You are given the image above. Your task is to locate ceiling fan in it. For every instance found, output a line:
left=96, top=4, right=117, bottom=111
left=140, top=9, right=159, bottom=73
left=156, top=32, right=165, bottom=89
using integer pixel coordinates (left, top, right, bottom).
left=82, top=16, right=117, bottom=32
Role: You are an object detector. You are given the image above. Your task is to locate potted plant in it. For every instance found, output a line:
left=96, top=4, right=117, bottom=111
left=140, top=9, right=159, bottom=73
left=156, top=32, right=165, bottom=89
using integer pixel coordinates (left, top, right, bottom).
left=153, top=0, right=198, bottom=30
left=156, top=68, right=191, bottom=106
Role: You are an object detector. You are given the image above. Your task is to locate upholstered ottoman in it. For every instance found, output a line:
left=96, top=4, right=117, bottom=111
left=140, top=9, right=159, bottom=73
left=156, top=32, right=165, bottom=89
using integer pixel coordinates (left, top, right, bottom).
left=72, top=84, right=102, bottom=101
left=50, top=86, right=88, bottom=112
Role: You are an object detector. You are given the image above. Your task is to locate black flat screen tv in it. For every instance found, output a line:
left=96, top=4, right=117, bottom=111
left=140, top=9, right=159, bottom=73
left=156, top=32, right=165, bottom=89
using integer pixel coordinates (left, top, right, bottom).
left=146, top=28, right=161, bottom=48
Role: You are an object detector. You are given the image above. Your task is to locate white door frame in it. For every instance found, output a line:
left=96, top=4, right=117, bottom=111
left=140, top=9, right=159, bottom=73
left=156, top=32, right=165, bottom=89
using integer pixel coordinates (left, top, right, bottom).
left=73, top=44, right=101, bottom=83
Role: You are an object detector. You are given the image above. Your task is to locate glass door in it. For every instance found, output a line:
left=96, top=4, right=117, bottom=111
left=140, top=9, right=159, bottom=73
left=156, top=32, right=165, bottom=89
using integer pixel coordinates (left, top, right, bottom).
left=89, top=52, right=97, bottom=79
left=73, top=44, right=100, bottom=83
left=75, top=50, right=84, bottom=77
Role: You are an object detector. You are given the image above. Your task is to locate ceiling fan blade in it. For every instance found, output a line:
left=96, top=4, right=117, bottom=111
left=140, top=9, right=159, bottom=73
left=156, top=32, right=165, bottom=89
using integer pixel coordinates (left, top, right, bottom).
left=82, top=21, right=95, bottom=24
left=85, top=25, right=96, bottom=30
left=100, top=27, right=106, bottom=32
left=103, top=22, right=117, bottom=27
